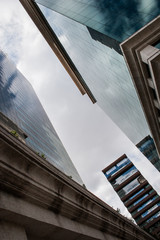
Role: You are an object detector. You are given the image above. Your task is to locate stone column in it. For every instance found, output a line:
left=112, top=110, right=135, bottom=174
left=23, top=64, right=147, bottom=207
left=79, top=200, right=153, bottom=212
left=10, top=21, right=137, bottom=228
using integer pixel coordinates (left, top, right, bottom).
left=0, top=221, right=28, bottom=240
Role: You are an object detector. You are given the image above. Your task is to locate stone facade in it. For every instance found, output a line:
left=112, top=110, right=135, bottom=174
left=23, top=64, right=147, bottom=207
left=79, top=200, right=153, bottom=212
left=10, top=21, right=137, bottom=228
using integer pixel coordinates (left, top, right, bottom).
left=0, top=126, right=155, bottom=240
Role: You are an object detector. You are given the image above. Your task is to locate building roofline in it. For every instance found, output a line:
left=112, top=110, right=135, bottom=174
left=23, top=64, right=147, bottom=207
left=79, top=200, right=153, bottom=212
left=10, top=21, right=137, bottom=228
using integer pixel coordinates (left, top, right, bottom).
left=0, top=126, right=155, bottom=240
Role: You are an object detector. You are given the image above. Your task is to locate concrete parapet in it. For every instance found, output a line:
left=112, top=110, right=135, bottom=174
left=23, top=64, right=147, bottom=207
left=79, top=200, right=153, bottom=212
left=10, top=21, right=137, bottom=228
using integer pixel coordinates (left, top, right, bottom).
left=0, top=126, right=155, bottom=240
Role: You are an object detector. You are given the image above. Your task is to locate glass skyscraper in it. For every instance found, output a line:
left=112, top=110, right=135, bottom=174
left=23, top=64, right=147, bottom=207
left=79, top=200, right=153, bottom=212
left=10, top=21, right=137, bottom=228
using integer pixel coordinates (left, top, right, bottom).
left=35, top=0, right=160, bottom=42
left=21, top=0, right=160, bottom=145
left=0, top=49, right=83, bottom=184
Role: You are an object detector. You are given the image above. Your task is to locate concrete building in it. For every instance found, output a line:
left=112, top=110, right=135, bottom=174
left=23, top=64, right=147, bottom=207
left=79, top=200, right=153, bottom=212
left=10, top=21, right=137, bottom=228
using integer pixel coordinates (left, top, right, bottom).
left=121, top=15, right=160, bottom=160
left=19, top=0, right=160, bottom=145
left=103, top=154, right=160, bottom=238
left=0, top=49, right=82, bottom=184
left=0, top=125, right=155, bottom=240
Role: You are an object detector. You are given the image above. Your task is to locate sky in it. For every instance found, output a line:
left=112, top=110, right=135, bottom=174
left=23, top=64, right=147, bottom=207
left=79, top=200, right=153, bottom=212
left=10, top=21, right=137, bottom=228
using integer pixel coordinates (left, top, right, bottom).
left=1, top=0, right=160, bottom=219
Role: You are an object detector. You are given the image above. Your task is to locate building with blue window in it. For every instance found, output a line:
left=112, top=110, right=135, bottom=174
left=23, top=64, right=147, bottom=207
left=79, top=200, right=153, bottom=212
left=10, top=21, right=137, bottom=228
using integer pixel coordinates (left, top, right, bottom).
left=20, top=0, right=160, bottom=150
left=103, top=154, right=160, bottom=238
left=0, top=49, right=83, bottom=184
left=137, top=136, right=160, bottom=172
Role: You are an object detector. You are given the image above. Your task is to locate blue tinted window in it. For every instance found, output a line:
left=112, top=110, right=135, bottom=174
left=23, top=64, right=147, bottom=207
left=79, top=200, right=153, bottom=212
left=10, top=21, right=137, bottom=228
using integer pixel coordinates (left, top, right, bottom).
left=130, top=188, right=145, bottom=200
left=111, top=166, right=137, bottom=188
left=118, top=177, right=140, bottom=198
left=132, top=196, right=158, bottom=216
left=141, top=203, right=160, bottom=218
left=134, top=194, right=149, bottom=207
left=105, top=157, right=131, bottom=178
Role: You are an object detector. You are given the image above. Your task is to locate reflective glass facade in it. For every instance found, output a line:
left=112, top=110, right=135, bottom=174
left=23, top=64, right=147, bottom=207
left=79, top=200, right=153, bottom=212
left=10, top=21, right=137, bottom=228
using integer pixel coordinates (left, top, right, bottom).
left=137, top=135, right=160, bottom=172
left=36, top=0, right=160, bottom=42
left=0, top=49, right=82, bottom=184
left=33, top=1, right=155, bottom=144
left=103, top=155, right=160, bottom=238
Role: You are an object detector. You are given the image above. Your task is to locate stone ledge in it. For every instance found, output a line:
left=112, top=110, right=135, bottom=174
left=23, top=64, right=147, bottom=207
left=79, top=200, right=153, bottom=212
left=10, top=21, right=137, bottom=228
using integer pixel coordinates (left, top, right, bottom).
left=0, top=127, right=155, bottom=240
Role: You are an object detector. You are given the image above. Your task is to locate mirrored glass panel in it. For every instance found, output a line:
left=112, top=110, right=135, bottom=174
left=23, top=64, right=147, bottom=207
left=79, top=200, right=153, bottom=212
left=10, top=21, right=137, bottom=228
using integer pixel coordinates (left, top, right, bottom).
left=0, top=50, right=83, bottom=184
left=36, top=0, right=160, bottom=42
left=36, top=4, right=150, bottom=144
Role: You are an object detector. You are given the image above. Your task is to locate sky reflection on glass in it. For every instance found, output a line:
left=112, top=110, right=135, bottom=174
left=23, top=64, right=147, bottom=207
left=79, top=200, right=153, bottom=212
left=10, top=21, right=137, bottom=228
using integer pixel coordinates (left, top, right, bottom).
left=36, top=0, right=160, bottom=42
left=37, top=4, right=150, bottom=144
left=0, top=50, right=83, bottom=184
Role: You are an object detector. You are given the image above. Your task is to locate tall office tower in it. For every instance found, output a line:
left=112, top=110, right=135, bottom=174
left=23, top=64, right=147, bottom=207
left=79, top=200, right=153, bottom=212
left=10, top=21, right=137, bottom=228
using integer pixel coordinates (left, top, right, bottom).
left=20, top=0, right=160, bottom=147
left=102, top=154, right=160, bottom=238
left=0, top=49, right=83, bottom=184
left=137, top=136, right=160, bottom=172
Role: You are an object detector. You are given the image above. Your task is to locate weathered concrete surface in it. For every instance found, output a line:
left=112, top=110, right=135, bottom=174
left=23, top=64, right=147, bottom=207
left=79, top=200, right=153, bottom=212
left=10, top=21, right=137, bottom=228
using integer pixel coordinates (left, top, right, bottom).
left=0, top=221, right=27, bottom=240
left=0, top=126, right=155, bottom=240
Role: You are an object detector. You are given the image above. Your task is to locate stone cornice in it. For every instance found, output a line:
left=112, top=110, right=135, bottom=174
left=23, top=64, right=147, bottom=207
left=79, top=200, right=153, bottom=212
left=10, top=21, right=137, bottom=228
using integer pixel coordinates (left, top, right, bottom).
left=0, top=127, right=155, bottom=239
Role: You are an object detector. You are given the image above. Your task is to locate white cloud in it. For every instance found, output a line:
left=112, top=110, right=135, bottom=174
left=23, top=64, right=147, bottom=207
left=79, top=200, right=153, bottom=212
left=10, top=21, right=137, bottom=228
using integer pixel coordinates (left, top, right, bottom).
left=1, top=0, right=160, bottom=220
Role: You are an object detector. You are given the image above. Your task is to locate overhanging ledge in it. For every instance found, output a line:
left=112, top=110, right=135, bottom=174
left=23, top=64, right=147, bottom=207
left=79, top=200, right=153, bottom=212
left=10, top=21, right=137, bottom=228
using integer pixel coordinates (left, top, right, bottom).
left=0, top=127, right=155, bottom=240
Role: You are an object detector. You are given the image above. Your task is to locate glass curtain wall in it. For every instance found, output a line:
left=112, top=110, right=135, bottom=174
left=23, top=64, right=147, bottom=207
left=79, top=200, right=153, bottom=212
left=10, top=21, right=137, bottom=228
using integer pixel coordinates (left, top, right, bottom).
left=0, top=49, right=83, bottom=184
left=34, top=3, right=151, bottom=144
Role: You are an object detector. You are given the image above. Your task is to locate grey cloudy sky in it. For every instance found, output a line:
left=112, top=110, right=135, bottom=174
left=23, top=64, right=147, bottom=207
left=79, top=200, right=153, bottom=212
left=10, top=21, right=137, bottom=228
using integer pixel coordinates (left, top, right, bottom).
left=1, top=0, right=160, bottom=218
